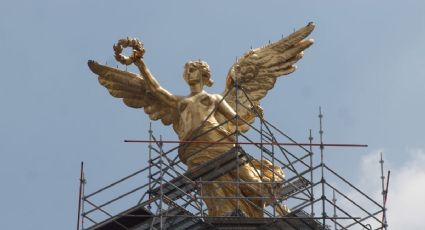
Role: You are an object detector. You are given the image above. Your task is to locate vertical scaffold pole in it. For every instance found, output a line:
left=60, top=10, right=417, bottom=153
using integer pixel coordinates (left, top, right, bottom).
left=81, top=167, right=87, bottom=229
left=380, top=153, right=389, bottom=230
left=319, top=107, right=326, bottom=227
left=159, top=135, right=164, bottom=230
left=200, top=177, right=204, bottom=218
left=77, top=161, right=84, bottom=230
left=332, top=189, right=337, bottom=230
left=148, top=123, right=153, bottom=210
left=234, top=61, right=240, bottom=213
left=383, top=170, right=390, bottom=230
left=380, top=152, right=385, bottom=229
left=260, top=116, right=264, bottom=195
left=82, top=171, right=85, bottom=230
left=272, top=136, right=276, bottom=217
left=309, top=129, right=315, bottom=217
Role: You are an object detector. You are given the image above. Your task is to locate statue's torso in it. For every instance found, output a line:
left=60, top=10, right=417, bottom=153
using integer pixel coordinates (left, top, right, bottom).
left=176, top=92, right=220, bottom=140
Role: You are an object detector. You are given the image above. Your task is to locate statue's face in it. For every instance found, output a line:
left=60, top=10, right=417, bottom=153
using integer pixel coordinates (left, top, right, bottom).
left=184, top=64, right=203, bottom=86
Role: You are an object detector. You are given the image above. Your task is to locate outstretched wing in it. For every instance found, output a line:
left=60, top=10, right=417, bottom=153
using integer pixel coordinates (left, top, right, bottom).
left=219, top=23, right=315, bottom=132
left=88, top=60, right=178, bottom=126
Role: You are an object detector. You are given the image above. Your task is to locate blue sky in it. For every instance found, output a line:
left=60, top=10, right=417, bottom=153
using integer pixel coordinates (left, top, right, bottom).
left=1, top=1, right=424, bottom=229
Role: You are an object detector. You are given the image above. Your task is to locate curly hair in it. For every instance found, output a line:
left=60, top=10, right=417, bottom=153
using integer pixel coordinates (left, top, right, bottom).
left=184, top=61, right=213, bottom=87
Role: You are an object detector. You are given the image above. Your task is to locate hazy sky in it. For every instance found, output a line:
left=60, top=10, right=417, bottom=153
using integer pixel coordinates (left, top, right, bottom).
left=1, top=1, right=424, bottom=229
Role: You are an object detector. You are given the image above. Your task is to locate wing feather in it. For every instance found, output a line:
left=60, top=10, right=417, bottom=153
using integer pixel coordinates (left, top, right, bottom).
left=123, top=98, right=147, bottom=108
left=88, top=60, right=178, bottom=126
left=219, top=23, right=315, bottom=132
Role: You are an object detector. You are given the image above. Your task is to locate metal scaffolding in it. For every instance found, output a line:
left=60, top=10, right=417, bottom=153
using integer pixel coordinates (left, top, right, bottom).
left=77, top=82, right=390, bottom=230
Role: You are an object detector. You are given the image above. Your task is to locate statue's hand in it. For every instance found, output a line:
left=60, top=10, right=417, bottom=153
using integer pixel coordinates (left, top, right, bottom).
left=113, top=37, right=145, bottom=65
left=132, top=49, right=144, bottom=60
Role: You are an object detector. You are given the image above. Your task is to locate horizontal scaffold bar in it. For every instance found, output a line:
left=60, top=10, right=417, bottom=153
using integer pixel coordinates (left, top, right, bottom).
left=124, top=139, right=368, bottom=148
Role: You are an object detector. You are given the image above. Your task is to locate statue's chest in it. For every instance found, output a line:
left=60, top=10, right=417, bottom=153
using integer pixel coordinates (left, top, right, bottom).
left=178, top=94, right=214, bottom=115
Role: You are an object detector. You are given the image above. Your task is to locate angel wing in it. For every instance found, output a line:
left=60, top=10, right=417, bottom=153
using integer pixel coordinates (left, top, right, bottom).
left=87, top=60, right=178, bottom=126
left=217, top=22, right=315, bottom=132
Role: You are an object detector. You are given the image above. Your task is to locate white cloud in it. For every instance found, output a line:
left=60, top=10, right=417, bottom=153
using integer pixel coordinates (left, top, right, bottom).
left=386, top=149, right=425, bottom=229
left=353, top=148, right=425, bottom=230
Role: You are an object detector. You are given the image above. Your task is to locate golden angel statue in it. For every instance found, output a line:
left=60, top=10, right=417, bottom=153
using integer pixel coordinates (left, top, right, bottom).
left=88, top=22, right=314, bottom=217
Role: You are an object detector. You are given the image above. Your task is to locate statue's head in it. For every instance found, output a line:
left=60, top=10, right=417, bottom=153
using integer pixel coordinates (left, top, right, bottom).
left=183, top=61, right=213, bottom=87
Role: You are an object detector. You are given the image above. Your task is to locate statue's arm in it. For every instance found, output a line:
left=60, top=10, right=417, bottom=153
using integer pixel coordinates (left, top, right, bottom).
left=134, top=59, right=178, bottom=108
left=215, top=95, right=250, bottom=132
left=215, top=95, right=237, bottom=123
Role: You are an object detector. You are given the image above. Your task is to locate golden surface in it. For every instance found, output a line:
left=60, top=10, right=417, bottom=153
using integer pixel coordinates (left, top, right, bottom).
left=88, top=23, right=314, bottom=217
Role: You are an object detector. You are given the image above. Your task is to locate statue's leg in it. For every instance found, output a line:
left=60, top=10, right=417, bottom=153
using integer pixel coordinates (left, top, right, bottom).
left=230, top=160, right=287, bottom=217
left=201, top=173, right=263, bottom=217
left=201, top=174, right=236, bottom=216
left=188, top=160, right=266, bottom=216
left=231, top=163, right=265, bottom=217
left=182, top=131, right=264, bottom=217
left=184, top=146, right=239, bottom=216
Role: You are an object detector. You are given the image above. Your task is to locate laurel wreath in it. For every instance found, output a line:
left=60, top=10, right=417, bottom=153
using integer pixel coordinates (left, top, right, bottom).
left=113, top=37, right=145, bottom=65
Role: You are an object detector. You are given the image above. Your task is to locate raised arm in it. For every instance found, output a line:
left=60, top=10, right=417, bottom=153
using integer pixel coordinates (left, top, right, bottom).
left=133, top=59, right=179, bottom=108
left=113, top=37, right=179, bottom=108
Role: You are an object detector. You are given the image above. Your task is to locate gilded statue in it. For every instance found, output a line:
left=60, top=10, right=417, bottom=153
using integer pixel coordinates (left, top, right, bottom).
left=88, top=22, right=315, bottom=217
